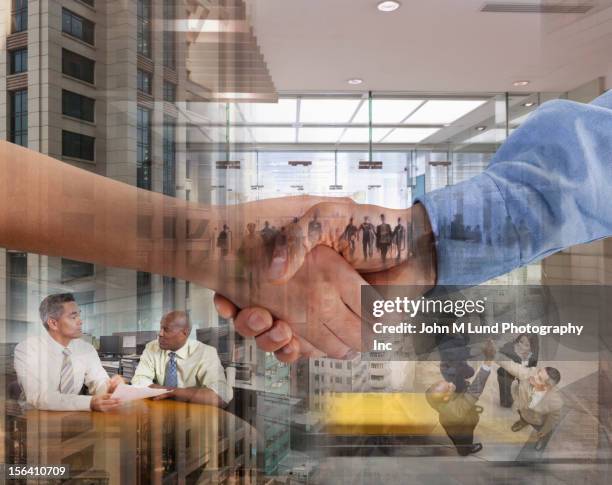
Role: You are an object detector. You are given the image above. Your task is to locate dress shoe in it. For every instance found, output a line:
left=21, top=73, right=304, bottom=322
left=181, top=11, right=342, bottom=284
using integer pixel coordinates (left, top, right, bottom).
left=511, top=419, right=529, bottom=432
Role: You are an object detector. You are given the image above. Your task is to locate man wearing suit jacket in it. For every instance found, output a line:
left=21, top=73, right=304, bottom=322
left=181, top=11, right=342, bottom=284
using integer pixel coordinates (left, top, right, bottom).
left=426, top=341, right=496, bottom=455
left=497, top=358, right=563, bottom=451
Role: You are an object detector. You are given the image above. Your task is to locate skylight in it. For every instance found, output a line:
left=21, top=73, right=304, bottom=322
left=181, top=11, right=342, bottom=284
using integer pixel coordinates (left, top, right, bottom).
left=338, top=127, right=393, bottom=143
left=238, top=99, right=297, bottom=124
left=251, top=127, right=296, bottom=143
left=299, top=99, right=361, bottom=124
left=405, top=100, right=486, bottom=124
left=298, top=127, right=345, bottom=143
left=380, top=128, right=440, bottom=143
left=352, top=99, right=425, bottom=124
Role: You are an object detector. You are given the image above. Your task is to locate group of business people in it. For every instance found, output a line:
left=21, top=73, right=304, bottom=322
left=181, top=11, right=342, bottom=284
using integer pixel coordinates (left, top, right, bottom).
left=426, top=339, right=563, bottom=456
left=13, top=293, right=232, bottom=412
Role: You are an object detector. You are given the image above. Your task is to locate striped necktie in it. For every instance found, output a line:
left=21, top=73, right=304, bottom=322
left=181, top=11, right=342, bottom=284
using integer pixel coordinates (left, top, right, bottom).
left=60, top=348, right=75, bottom=394
left=164, top=352, right=178, bottom=387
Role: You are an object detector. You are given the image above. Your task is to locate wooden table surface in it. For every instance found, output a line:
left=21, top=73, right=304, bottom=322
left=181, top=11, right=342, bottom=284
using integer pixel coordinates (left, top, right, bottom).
left=11, top=399, right=258, bottom=484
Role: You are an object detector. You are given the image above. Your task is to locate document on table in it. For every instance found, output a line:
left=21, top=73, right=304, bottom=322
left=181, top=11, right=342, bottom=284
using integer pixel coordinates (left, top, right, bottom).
left=111, top=384, right=169, bottom=402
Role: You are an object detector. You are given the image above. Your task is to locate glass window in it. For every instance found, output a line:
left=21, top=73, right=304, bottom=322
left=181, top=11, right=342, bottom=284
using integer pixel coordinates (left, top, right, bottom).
left=7, top=252, right=27, bottom=319
left=62, top=8, right=95, bottom=45
left=163, top=81, right=176, bottom=102
left=11, top=0, right=27, bottom=33
left=80, top=0, right=95, bottom=5
left=62, top=90, right=95, bottom=122
left=9, top=89, right=27, bottom=147
left=137, top=69, right=152, bottom=95
left=61, top=258, right=94, bottom=281
left=62, top=49, right=95, bottom=84
left=9, top=48, right=27, bottom=74
left=137, top=107, right=152, bottom=190
left=137, top=271, right=152, bottom=327
left=62, top=130, right=95, bottom=161
left=163, top=0, right=176, bottom=69
left=163, top=116, right=176, bottom=196
left=137, top=0, right=151, bottom=57
left=162, top=276, right=176, bottom=313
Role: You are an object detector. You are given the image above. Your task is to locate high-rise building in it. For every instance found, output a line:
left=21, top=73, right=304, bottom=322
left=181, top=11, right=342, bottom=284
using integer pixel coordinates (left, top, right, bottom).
left=0, top=0, right=204, bottom=341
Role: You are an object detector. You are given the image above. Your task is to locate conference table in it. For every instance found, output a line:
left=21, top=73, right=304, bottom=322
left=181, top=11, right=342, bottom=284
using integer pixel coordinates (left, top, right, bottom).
left=6, top=399, right=258, bottom=484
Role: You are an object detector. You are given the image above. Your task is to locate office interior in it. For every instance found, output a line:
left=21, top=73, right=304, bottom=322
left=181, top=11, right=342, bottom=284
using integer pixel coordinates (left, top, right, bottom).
left=0, top=0, right=611, bottom=484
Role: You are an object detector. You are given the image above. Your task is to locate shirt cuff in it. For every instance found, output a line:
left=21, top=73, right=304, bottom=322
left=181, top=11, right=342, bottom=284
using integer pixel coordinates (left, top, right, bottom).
left=416, top=172, right=521, bottom=286
left=481, top=364, right=491, bottom=372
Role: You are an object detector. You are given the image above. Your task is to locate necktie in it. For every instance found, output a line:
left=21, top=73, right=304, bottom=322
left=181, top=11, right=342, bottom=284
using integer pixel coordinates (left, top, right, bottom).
left=60, top=348, right=75, bottom=394
left=164, top=352, right=178, bottom=387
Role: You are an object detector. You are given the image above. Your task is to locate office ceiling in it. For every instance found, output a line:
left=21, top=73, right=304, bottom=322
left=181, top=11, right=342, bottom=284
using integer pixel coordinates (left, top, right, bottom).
left=245, top=0, right=612, bottom=93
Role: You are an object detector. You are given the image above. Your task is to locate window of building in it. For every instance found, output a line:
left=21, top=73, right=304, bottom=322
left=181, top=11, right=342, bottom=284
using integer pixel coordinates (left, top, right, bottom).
left=137, top=0, right=151, bottom=57
left=62, top=90, right=95, bottom=122
left=185, top=281, right=190, bottom=299
left=163, top=276, right=176, bottom=313
left=163, top=116, right=176, bottom=196
left=9, top=89, right=27, bottom=147
left=137, top=107, right=152, bottom=190
left=163, top=0, right=176, bottom=69
left=61, top=258, right=94, bottom=281
left=185, top=160, right=192, bottom=179
left=137, top=271, right=152, bottom=327
left=62, top=9, right=95, bottom=45
left=9, top=48, right=27, bottom=74
left=62, top=130, right=95, bottom=161
left=11, top=0, right=27, bottom=33
left=137, top=69, right=152, bottom=95
left=7, top=252, right=27, bottom=319
left=185, top=189, right=191, bottom=201
left=62, top=49, right=95, bottom=84
left=79, top=0, right=95, bottom=6
left=314, top=360, right=319, bottom=367
left=163, top=81, right=176, bottom=102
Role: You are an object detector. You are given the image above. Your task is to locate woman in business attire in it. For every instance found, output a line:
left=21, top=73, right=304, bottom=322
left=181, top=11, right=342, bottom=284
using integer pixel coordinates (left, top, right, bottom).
left=497, top=334, right=539, bottom=408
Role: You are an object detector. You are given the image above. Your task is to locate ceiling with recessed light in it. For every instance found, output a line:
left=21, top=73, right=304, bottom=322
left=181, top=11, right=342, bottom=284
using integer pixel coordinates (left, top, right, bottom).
left=245, top=0, right=612, bottom=92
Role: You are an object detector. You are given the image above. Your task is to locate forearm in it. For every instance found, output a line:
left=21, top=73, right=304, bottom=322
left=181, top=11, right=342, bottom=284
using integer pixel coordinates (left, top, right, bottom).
left=172, top=387, right=224, bottom=407
left=0, top=142, right=435, bottom=294
left=0, top=142, right=321, bottom=291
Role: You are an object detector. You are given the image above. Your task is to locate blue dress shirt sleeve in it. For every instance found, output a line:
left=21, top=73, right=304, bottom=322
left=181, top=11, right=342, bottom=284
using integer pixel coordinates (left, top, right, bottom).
left=417, top=91, right=612, bottom=286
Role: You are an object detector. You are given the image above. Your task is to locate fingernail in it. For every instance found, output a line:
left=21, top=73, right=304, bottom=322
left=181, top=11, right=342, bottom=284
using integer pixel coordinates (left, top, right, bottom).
left=247, top=311, right=268, bottom=332
left=282, top=345, right=294, bottom=355
left=268, top=256, right=287, bottom=280
left=270, top=325, right=289, bottom=343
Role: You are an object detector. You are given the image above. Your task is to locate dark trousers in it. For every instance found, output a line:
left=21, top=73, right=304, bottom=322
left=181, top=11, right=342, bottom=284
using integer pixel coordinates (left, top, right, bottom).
left=443, top=424, right=475, bottom=456
left=380, top=243, right=390, bottom=262
left=362, top=238, right=372, bottom=260
left=497, top=367, right=515, bottom=408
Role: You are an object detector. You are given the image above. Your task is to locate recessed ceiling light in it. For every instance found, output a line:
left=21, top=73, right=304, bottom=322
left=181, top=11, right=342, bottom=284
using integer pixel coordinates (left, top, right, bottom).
left=523, top=101, right=536, bottom=107
left=513, top=80, right=530, bottom=87
left=476, top=126, right=486, bottom=131
left=443, top=123, right=451, bottom=127
left=377, top=1, right=401, bottom=12
left=347, top=78, right=363, bottom=85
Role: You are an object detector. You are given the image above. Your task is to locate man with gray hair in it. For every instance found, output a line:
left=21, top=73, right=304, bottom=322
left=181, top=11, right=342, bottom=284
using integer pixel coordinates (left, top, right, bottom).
left=131, top=311, right=232, bottom=407
left=14, top=293, right=123, bottom=411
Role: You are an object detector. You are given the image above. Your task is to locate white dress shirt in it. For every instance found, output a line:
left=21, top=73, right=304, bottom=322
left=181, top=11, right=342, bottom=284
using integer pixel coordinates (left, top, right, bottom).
left=14, top=332, right=110, bottom=411
left=131, top=339, right=233, bottom=403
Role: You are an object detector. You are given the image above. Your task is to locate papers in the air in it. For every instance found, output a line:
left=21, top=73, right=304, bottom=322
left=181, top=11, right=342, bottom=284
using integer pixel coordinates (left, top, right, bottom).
left=111, top=384, right=169, bottom=402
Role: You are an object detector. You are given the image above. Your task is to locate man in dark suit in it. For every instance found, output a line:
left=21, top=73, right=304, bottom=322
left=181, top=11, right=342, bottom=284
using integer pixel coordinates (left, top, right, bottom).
left=426, top=341, right=496, bottom=455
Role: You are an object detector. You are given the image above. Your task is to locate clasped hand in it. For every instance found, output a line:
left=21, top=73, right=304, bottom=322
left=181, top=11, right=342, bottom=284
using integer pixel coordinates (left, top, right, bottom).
left=213, top=200, right=436, bottom=362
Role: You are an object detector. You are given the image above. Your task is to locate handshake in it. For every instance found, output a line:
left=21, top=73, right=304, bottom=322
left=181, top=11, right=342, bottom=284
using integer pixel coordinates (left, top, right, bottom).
left=209, top=197, right=437, bottom=363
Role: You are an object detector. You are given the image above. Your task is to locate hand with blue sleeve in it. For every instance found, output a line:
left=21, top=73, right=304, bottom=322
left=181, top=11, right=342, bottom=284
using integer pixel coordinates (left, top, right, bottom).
left=418, top=91, right=612, bottom=286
